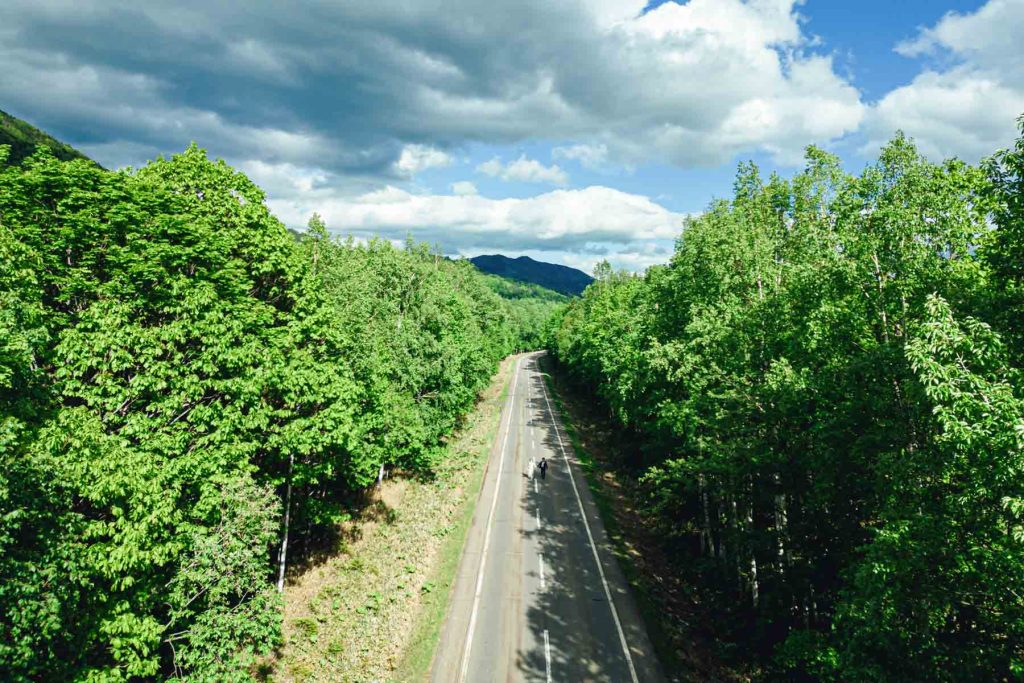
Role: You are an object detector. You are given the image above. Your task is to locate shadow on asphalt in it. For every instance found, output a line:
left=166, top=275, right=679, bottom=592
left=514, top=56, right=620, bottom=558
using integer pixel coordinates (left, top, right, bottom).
left=511, top=357, right=655, bottom=682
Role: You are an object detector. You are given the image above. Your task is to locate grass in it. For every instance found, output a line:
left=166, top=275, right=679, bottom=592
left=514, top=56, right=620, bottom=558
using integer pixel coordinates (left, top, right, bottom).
left=392, top=366, right=513, bottom=680
left=270, top=357, right=515, bottom=682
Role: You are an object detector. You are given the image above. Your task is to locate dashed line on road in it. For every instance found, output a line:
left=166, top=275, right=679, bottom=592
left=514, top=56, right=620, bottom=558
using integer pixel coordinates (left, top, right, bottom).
left=538, top=371, right=641, bottom=683
left=544, top=629, right=552, bottom=683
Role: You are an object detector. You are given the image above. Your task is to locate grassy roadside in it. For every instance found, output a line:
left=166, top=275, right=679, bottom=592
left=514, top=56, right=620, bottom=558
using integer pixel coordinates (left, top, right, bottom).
left=393, top=361, right=514, bottom=681
left=271, top=356, right=515, bottom=682
left=538, top=354, right=745, bottom=683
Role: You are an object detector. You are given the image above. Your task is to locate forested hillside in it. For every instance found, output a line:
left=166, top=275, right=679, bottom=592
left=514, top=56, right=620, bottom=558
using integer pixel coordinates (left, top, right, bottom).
left=0, top=144, right=550, bottom=680
left=0, top=110, right=95, bottom=167
left=470, top=254, right=593, bottom=296
left=552, top=127, right=1024, bottom=680
left=476, top=272, right=568, bottom=351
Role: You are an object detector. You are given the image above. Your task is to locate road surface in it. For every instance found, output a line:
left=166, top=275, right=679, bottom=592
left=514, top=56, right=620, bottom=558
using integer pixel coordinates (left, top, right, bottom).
left=431, top=352, right=665, bottom=682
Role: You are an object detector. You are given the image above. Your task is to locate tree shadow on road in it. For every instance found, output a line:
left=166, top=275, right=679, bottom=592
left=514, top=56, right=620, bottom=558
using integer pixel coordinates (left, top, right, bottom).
left=511, top=355, right=664, bottom=682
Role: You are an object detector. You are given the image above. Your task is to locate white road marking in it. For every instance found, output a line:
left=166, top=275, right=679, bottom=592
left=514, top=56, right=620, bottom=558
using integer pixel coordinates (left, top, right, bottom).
left=458, top=358, right=522, bottom=683
left=538, top=370, right=640, bottom=683
left=536, top=506, right=541, bottom=531
left=544, top=629, right=552, bottom=683
left=533, top=477, right=537, bottom=494
left=539, top=555, right=546, bottom=590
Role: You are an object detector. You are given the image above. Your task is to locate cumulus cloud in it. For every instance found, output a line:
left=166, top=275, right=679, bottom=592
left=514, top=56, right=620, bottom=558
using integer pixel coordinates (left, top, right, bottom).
left=393, top=143, right=452, bottom=176
left=477, top=155, right=568, bottom=185
left=0, top=0, right=865, bottom=172
left=285, top=185, right=681, bottom=244
left=261, top=176, right=683, bottom=270
left=553, top=143, right=610, bottom=170
left=451, top=180, right=478, bottom=195
left=863, top=0, right=1024, bottom=161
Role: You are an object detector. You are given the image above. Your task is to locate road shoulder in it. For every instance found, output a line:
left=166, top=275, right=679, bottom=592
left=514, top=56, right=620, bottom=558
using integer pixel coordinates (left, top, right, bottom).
left=536, top=353, right=666, bottom=683
left=429, top=355, right=523, bottom=682
left=270, top=356, right=517, bottom=682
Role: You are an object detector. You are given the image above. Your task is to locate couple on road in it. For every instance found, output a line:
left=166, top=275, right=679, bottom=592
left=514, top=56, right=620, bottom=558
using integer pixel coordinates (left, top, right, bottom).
left=537, top=457, right=548, bottom=479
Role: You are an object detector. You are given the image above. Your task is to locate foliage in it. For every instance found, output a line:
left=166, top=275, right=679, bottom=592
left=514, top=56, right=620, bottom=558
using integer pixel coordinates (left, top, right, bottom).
left=551, top=129, right=1024, bottom=680
left=477, top=272, right=568, bottom=352
left=0, top=144, right=520, bottom=680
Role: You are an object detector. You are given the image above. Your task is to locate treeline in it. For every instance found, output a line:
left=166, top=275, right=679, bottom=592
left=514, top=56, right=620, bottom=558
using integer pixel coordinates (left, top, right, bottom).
left=478, top=273, right=568, bottom=351
left=0, top=145, right=546, bottom=680
left=552, top=128, right=1024, bottom=680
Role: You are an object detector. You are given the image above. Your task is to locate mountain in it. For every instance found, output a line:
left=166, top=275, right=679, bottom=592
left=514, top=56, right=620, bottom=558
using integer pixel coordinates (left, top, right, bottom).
left=0, top=110, right=95, bottom=166
left=470, top=254, right=593, bottom=297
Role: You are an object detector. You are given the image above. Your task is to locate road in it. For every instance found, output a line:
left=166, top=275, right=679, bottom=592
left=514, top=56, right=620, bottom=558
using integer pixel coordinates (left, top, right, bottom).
left=431, top=352, right=665, bottom=682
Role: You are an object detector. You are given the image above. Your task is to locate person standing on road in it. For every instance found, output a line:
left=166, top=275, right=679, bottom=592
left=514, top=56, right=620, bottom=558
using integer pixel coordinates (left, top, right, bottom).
left=538, top=457, right=548, bottom=480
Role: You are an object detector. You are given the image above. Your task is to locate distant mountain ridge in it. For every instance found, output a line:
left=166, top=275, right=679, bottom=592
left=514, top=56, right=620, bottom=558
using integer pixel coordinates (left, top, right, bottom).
left=0, top=110, right=95, bottom=166
left=470, top=254, right=593, bottom=297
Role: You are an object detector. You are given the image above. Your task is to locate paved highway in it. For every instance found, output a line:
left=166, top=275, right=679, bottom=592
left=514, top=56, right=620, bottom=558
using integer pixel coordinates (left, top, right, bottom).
left=432, top=352, right=665, bottom=682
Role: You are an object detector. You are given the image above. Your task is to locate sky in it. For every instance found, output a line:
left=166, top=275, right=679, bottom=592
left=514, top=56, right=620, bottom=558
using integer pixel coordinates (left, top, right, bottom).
left=2, top=0, right=1022, bottom=274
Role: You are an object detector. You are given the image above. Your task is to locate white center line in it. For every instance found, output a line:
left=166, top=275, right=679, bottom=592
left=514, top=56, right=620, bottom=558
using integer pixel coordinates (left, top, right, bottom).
left=538, top=369, right=640, bottom=683
left=544, top=629, right=552, bottom=683
left=539, top=555, right=546, bottom=590
left=458, top=358, right=522, bottom=683
left=536, top=506, right=541, bottom=531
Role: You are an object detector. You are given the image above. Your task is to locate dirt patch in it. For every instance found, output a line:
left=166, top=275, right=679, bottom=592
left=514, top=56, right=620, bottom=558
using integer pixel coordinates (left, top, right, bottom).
left=540, top=355, right=750, bottom=683
left=269, top=356, right=515, bottom=682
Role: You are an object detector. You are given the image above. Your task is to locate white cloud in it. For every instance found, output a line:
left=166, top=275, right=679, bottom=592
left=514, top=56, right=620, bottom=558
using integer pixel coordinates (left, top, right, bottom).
left=476, top=157, right=504, bottom=178
left=864, top=0, right=1024, bottom=161
left=476, top=155, right=568, bottom=185
left=393, top=143, right=452, bottom=176
left=451, top=180, right=478, bottom=195
left=553, top=143, right=609, bottom=170
left=894, top=0, right=1024, bottom=76
left=208, top=158, right=677, bottom=271
left=313, top=184, right=680, bottom=241
left=864, top=69, right=1024, bottom=161
left=264, top=181, right=683, bottom=268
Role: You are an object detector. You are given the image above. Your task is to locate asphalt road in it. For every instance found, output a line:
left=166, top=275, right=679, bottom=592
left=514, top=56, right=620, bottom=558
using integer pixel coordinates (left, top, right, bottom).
left=431, top=352, right=665, bottom=682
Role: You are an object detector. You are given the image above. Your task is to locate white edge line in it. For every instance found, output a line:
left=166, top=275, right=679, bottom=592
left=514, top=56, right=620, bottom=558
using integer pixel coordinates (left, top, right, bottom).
left=538, top=363, right=640, bottom=683
left=458, top=357, right=522, bottom=682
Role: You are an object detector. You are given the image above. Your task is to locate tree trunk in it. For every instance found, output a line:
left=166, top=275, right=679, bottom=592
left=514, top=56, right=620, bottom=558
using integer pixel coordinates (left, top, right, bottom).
left=699, top=474, right=711, bottom=556
left=276, top=452, right=294, bottom=593
left=747, top=482, right=759, bottom=608
left=774, top=473, right=788, bottom=577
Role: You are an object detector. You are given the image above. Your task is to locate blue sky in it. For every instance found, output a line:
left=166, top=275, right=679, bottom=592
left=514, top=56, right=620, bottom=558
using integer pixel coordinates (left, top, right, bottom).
left=1, top=0, right=1021, bottom=273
